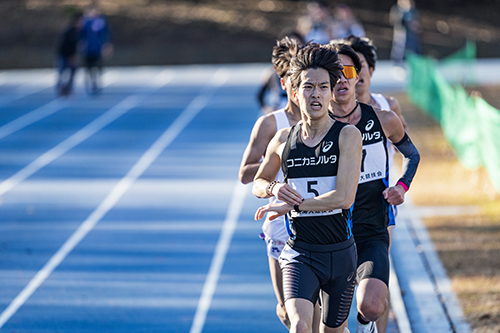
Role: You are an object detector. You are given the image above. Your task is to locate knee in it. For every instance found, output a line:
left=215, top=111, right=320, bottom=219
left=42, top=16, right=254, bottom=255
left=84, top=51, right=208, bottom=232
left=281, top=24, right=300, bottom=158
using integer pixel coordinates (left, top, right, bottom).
left=276, top=303, right=290, bottom=328
left=293, top=322, right=311, bottom=333
left=359, top=299, right=386, bottom=322
left=289, top=314, right=311, bottom=333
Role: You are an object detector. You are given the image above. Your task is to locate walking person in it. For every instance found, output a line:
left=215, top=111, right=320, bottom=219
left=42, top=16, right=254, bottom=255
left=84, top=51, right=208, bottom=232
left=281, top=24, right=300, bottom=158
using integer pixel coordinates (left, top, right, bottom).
left=330, top=4, right=365, bottom=40
left=326, top=42, right=420, bottom=333
left=390, top=0, right=422, bottom=63
left=55, top=11, right=83, bottom=97
left=296, top=1, right=334, bottom=44
left=253, top=44, right=363, bottom=333
left=80, top=2, right=113, bottom=94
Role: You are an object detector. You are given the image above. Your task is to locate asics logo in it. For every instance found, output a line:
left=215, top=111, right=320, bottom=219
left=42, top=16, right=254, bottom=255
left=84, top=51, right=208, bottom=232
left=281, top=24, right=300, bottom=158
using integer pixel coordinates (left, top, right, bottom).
left=365, top=119, right=374, bottom=131
left=323, top=141, right=333, bottom=153
left=347, top=272, right=355, bottom=281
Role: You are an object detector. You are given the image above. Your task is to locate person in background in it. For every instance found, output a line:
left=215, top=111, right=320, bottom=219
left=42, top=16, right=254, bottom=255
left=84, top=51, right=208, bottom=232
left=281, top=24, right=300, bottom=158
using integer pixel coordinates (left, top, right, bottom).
left=296, top=1, right=334, bottom=44
left=80, top=1, right=113, bottom=94
left=56, top=11, right=83, bottom=97
left=390, top=0, right=421, bottom=63
left=330, top=4, right=365, bottom=40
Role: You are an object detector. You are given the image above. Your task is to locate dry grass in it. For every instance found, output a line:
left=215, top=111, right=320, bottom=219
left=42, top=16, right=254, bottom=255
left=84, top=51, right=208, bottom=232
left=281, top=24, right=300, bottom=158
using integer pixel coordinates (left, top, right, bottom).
left=393, top=89, right=500, bottom=332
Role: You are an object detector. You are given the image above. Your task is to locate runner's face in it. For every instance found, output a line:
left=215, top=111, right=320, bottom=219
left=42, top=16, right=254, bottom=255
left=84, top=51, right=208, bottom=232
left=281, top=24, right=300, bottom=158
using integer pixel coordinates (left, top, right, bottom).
left=333, top=54, right=359, bottom=104
left=294, top=68, right=332, bottom=119
left=355, top=52, right=372, bottom=95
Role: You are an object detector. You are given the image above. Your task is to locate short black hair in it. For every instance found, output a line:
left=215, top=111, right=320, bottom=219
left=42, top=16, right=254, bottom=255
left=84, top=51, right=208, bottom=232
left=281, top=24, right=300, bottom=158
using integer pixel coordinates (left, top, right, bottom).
left=289, top=44, right=342, bottom=92
left=344, top=35, right=377, bottom=70
left=272, top=37, right=301, bottom=79
left=324, top=41, right=362, bottom=74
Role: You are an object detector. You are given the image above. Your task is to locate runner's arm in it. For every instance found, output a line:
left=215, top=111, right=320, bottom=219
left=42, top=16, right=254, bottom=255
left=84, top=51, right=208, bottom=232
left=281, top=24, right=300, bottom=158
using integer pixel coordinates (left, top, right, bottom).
left=253, top=129, right=302, bottom=205
left=239, top=115, right=276, bottom=184
left=394, top=133, right=420, bottom=191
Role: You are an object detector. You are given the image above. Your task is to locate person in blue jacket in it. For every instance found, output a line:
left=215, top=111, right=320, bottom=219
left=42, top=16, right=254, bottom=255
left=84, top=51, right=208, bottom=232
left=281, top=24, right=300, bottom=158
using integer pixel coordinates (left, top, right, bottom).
left=80, top=2, right=113, bottom=94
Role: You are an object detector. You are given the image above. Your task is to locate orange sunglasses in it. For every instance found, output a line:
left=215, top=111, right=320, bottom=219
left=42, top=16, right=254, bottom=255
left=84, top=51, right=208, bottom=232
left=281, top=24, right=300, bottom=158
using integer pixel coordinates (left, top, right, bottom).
left=342, top=65, right=357, bottom=79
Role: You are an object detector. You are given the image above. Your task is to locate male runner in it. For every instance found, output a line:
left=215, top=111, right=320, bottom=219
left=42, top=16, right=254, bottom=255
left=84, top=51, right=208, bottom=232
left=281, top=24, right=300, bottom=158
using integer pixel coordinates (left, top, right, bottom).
left=343, top=35, right=408, bottom=333
left=257, top=31, right=304, bottom=114
left=253, top=44, right=363, bottom=333
left=326, top=42, right=420, bottom=333
left=239, top=36, right=303, bottom=329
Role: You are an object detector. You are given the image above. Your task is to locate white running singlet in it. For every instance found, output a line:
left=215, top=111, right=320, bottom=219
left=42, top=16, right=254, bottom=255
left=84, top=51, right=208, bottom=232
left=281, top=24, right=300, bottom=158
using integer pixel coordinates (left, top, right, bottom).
left=261, top=109, right=291, bottom=260
left=371, top=93, right=396, bottom=183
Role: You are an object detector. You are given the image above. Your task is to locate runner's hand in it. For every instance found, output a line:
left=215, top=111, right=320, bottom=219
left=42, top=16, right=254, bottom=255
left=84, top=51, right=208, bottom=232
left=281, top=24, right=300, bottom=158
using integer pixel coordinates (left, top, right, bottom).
left=273, top=183, right=303, bottom=206
left=254, top=202, right=292, bottom=221
left=383, top=185, right=405, bottom=206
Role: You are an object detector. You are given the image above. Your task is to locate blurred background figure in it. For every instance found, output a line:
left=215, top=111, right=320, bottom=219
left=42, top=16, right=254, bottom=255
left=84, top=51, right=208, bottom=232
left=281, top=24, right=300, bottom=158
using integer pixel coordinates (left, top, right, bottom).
left=296, top=1, right=333, bottom=44
left=55, top=11, right=83, bottom=97
left=80, top=1, right=113, bottom=95
left=390, top=0, right=422, bottom=63
left=330, top=4, right=365, bottom=40
left=257, top=30, right=304, bottom=114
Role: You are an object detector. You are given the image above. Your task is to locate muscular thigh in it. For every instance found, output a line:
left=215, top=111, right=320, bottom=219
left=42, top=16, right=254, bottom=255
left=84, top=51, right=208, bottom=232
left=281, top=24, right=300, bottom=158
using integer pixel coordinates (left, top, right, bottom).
left=320, top=242, right=357, bottom=328
left=279, top=245, right=321, bottom=304
left=280, top=240, right=357, bottom=329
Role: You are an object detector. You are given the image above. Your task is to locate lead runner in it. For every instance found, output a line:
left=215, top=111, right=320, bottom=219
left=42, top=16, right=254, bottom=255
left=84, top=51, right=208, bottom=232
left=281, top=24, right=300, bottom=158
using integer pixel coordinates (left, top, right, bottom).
left=253, top=43, right=362, bottom=333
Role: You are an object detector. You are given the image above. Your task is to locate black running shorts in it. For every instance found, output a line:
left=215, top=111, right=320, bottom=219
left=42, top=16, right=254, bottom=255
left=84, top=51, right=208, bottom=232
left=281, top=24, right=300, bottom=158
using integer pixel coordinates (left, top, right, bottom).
left=356, top=231, right=390, bottom=286
left=279, top=238, right=357, bottom=328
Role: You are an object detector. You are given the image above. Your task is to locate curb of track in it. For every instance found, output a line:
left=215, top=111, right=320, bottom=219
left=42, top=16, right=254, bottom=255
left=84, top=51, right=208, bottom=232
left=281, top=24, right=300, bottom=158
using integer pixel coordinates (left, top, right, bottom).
left=391, top=196, right=471, bottom=333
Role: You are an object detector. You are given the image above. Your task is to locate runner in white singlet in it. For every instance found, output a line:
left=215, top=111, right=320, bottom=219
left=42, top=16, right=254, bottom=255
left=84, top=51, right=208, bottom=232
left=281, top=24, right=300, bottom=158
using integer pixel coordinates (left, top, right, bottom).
left=239, top=36, right=304, bottom=329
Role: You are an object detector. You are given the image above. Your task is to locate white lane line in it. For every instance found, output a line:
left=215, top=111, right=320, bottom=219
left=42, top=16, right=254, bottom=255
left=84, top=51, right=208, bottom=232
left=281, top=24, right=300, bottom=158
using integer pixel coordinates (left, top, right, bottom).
left=0, top=99, right=67, bottom=140
left=189, top=182, right=249, bottom=333
left=0, top=70, right=173, bottom=197
left=0, top=70, right=123, bottom=141
left=0, top=96, right=139, bottom=196
left=389, top=256, right=412, bottom=333
left=0, top=68, right=229, bottom=328
left=0, top=72, right=57, bottom=108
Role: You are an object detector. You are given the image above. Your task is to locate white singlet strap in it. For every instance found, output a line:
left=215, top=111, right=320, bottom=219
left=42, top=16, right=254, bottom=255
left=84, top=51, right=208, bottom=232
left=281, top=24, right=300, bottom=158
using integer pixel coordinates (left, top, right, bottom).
left=371, top=93, right=390, bottom=111
left=272, top=109, right=290, bottom=131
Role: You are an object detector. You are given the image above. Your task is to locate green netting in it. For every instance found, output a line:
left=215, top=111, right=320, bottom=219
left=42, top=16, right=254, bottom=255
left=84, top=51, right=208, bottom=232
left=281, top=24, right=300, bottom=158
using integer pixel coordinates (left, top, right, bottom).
left=406, top=50, right=500, bottom=193
left=441, top=39, right=476, bottom=62
left=440, top=40, right=478, bottom=86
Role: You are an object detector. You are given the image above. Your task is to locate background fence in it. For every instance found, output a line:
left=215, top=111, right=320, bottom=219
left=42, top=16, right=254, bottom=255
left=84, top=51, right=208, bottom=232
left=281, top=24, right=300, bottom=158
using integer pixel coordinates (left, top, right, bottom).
left=406, top=43, right=500, bottom=193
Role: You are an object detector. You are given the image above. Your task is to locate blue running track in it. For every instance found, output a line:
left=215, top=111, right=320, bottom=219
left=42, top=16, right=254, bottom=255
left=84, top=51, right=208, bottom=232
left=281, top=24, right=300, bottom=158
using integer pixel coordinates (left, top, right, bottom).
left=0, top=65, right=401, bottom=332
